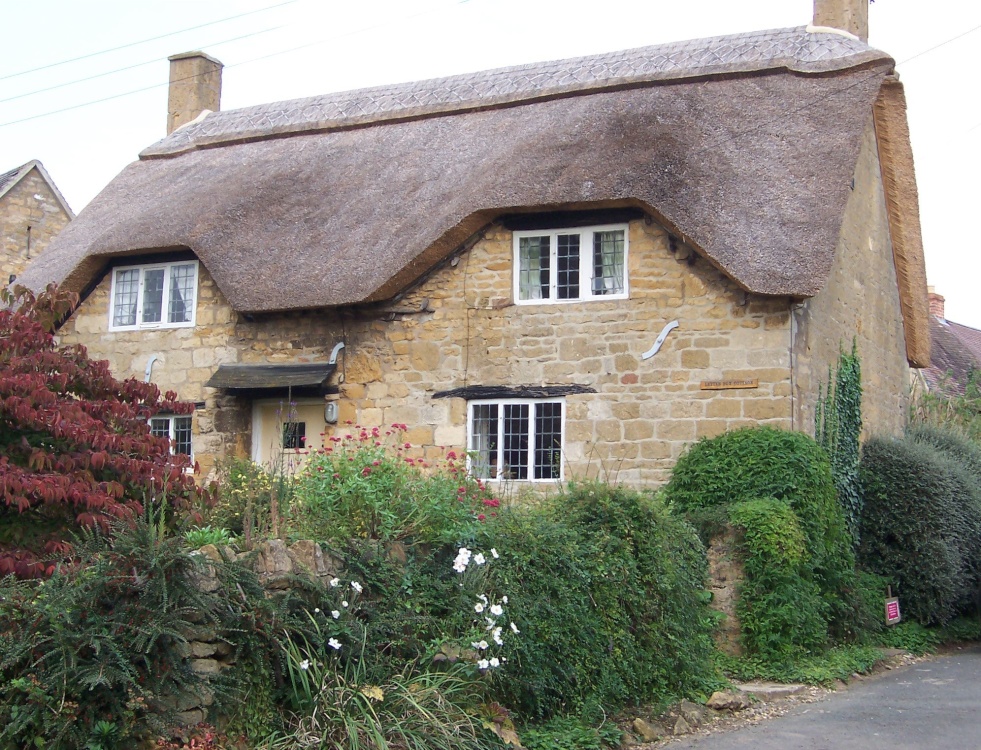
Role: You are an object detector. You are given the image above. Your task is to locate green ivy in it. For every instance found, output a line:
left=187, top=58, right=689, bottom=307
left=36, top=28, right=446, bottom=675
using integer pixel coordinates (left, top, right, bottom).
left=816, top=341, right=863, bottom=543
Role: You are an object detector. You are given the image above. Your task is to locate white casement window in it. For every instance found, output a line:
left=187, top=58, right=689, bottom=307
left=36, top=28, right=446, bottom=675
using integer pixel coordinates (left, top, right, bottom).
left=109, top=261, right=198, bottom=330
left=468, top=399, right=564, bottom=481
left=150, top=415, right=193, bottom=458
left=514, top=224, right=628, bottom=304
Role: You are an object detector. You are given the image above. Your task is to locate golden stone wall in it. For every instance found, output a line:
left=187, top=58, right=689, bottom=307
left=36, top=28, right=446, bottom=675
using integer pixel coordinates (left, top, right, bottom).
left=59, top=216, right=794, bottom=486
left=792, top=122, right=912, bottom=438
left=1, top=169, right=72, bottom=284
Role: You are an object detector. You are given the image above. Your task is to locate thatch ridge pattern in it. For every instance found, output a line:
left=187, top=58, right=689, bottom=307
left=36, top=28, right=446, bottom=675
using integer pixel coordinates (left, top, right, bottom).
left=144, top=26, right=890, bottom=157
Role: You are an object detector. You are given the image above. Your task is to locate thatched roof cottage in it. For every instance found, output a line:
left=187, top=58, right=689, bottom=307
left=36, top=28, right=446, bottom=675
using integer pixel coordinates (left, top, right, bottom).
left=20, top=2, right=928, bottom=483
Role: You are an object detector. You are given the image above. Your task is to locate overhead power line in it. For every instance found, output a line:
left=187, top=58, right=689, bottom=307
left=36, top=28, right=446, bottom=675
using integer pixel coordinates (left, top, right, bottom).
left=0, top=0, right=473, bottom=129
left=0, top=26, right=284, bottom=106
left=0, top=0, right=299, bottom=82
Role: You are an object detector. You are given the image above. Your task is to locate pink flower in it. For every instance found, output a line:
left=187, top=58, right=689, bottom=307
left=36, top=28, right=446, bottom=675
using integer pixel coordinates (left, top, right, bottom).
left=457, top=487, right=467, bottom=494
left=477, top=514, right=486, bottom=521
left=362, top=467, right=372, bottom=477
left=372, top=460, right=381, bottom=466
left=483, top=498, right=500, bottom=507
left=446, top=451, right=457, bottom=460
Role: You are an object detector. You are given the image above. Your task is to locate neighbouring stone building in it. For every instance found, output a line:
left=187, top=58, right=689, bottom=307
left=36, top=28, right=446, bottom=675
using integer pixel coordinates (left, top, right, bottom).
left=20, top=1, right=930, bottom=486
left=919, top=288, right=981, bottom=396
left=1, top=160, right=74, bottom=285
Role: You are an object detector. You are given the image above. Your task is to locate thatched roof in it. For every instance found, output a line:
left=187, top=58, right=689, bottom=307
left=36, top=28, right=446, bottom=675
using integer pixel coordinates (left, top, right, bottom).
left=22, top=26, right=915, bottom=322
left=872, top=76, right=930, bottom=368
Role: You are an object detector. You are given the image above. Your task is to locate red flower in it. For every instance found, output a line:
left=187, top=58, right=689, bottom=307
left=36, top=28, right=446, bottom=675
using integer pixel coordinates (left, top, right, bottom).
left=482, top=498, right=500, bottom=507
left=362, top=466, right=372, bottom=477
left=446, top=451, right=457, bottom=460
left=477, top=514, right=486, bottom=521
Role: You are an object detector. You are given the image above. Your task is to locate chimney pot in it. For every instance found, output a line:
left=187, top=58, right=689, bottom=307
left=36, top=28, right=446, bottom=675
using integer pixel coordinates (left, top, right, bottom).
left=813, top=0, right=869, bottom=42
left=167, top=51, right=223, bottom=135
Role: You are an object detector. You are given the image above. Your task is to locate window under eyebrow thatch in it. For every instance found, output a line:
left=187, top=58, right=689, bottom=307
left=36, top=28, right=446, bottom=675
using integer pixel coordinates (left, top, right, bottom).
left=514, top=224, right=627, bottom=304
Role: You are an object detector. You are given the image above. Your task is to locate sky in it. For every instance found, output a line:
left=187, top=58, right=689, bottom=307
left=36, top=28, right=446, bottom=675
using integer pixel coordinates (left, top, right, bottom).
left=2, top=0, right=979, bottom=325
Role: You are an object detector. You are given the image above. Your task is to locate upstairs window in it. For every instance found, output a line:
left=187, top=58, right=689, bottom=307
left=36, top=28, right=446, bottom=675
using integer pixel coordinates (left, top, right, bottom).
left=109, top=261, right=198, bottom=330
left=150, top=414, right=193, bottom=457
left=468, top=399, right=563, bottom=482
left=514, top=224, right=627, bottom=303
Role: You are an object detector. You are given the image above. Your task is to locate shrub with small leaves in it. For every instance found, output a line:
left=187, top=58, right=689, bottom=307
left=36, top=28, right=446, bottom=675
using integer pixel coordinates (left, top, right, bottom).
left=859, top=432, right=981, bottom=625
left=665, top=427, right=859, bottom=646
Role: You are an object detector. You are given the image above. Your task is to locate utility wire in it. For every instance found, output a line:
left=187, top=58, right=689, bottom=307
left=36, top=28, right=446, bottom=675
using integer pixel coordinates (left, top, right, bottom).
left=0, top=26, right=283, bottom=105
left=0, top=0, right=299, bottom=82
left=0, top=0, right=473, bottom=129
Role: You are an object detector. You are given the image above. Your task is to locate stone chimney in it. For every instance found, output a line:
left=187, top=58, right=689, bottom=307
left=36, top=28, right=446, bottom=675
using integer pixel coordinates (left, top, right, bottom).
left=928, top=286, right=945, bottom=320
left=813, top=0, right=869, bottom=42
left=167, top=52, right=223, bottom=135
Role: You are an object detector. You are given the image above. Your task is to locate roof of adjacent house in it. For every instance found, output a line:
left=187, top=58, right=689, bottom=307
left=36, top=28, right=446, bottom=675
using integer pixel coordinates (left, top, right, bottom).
left=924, top=317, right=981, bottom=394
left=17, top=25, right=929, bottom=364
left=0, top=160, right=75, bottom=218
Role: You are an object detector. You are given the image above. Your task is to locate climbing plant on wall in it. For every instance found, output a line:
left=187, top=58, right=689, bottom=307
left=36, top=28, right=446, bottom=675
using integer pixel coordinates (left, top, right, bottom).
left=815, top=341, right=863, bottom=543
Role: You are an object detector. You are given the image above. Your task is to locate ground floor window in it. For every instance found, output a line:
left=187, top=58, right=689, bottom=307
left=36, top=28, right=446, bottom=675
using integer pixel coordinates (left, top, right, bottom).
left=150, top=414, right=193, bottom=457
left=468, top=399, right=563, bottom=481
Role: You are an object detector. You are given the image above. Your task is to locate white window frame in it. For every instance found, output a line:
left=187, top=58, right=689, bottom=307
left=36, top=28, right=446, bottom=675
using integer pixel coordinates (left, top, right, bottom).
left=513, top=223, right=628, bottom=305
left=467, top=398, right=565, bottom=482
left=108, top=260, right=199, bottom=331
left=149, top=414, right=193, bottom=459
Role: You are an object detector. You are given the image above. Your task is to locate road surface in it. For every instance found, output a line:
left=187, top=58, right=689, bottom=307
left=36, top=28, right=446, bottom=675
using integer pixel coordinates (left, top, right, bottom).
left=666, top=645, right=981, bottom=749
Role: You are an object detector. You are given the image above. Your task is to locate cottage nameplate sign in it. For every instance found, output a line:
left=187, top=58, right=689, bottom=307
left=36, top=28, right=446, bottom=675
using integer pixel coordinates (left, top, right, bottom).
left=699, top=379, right=759, bottom=390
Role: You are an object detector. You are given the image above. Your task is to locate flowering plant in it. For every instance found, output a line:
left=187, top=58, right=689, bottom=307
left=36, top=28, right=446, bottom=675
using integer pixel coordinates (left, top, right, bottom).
left=291, top=425, right=502, bottom=544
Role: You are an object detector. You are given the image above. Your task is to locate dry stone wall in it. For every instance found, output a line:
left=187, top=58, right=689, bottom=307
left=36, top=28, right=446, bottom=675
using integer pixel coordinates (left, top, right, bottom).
left=174, top=539, right=343, bottom=725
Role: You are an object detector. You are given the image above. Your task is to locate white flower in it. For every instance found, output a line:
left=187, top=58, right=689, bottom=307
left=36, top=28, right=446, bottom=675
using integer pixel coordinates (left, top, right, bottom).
left=493, top=627, right=504, bottom=645
left=489, top=657, right=500, bottom=668
left=329, top=578, right=340, bottom=587
left=478, top=659, right=490, bottom=669
left=453, top=547, right=472, bottom=573
left=510, top=622, right=520, bottom=634
left=476, top=640, right=489, bottom=650
left=474, top=602, right=485, bottom=613
left=491, top=548, right=499, bottom=559
left=314, top=608, right=321, bottom=613
left=490, top=604, right=504, bottom=617
left=501, top=595, right=508, bottom=604
left=478, top=594, right=488, bottom=603
left=328, top=638, right=342, bottom=650
left=351, top=581, right=363, bottom=593
left=474, top=553, right=486, bottom=565
left=342, top=600, right=349, bottom=608
left=299, top=659, right=311, bottom=670
left=331, top=610, right=341, bottom=619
